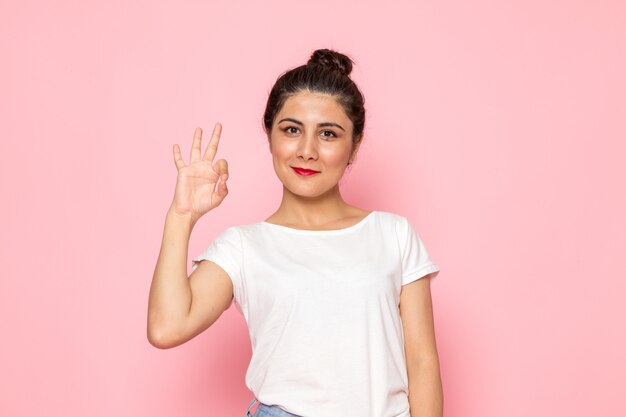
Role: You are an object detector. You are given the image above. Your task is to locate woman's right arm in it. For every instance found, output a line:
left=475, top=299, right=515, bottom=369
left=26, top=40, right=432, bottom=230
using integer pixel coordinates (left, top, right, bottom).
left=147, top=124, right=232, bottom=349
left=147, top=209, right=234, bottom=349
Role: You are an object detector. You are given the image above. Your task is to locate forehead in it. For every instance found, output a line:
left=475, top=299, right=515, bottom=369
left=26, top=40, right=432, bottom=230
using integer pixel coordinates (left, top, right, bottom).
left=277, top=91, right=350, bottom=123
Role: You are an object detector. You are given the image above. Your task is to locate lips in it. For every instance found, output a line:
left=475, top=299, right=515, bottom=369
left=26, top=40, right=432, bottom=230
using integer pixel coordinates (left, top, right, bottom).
left=291, top=166, right=320, bottom=176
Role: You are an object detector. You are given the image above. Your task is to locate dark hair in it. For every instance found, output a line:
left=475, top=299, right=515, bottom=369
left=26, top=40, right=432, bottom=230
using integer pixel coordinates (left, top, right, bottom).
left=262, top=48, right=366, bottom=146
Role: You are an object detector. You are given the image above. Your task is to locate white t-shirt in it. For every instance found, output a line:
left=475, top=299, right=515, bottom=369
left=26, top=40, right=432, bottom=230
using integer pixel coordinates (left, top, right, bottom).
left=191, top=210, right=440, bottom=417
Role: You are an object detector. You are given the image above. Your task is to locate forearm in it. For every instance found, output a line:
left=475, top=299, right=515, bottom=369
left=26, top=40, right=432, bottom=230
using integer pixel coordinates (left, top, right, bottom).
left=407, top=359, right=444, bottom=417
left=147, top=207, right=196, bottom=345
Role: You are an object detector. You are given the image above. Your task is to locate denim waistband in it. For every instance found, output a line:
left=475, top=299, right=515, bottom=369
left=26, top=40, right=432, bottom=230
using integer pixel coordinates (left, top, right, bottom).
left=246, top=397, right=301, bottom=417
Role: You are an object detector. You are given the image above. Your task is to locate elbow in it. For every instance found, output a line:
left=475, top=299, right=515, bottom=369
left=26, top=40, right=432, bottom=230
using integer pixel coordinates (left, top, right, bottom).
left=147, top=322, right=179, bottom=349
left=147, top=327, right=171, bottom=349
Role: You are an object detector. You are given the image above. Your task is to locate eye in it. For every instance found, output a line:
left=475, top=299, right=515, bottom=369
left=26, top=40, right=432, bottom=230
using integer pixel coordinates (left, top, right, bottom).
left=320, top=130, right=337, bottom=139
left=282, top=126, right=300, bottom=135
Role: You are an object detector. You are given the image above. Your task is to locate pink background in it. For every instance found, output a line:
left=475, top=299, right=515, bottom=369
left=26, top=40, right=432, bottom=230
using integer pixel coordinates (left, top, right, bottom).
left=1, top=1, right=624, bottom=416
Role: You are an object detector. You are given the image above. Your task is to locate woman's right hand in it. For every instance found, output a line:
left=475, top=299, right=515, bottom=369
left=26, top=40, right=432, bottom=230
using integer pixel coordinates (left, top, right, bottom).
left=169, top=123, right=229, bottom=223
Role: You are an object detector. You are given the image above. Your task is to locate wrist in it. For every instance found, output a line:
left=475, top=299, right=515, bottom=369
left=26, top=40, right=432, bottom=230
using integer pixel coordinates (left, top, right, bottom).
left=166, top=206, right=198, bottom=228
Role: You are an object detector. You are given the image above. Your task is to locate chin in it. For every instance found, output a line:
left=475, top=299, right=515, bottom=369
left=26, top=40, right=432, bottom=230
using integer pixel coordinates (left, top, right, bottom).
left=285, top=186, right=324, bottom=198
left=275, top=169, right=339, bottom=198
left=284, top=182, right=338, bottom=199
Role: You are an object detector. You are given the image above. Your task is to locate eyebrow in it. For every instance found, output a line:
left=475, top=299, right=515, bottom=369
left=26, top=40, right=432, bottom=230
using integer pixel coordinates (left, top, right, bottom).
left=277, top=117, right=345, bottom=132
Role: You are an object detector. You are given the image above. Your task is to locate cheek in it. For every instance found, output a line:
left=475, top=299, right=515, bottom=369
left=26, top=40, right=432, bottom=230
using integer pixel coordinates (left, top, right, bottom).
left=271, top=138, right=297, bottom=158
left=271, top=141, right=289, bottom=160
left=319, top=146, right=351, bottom=166
left=271, top=144, right=295, bottom=173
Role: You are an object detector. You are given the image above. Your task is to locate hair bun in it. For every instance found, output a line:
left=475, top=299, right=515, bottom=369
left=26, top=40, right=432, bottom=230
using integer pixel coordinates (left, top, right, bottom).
left=307, top=48, right=354, bottom=76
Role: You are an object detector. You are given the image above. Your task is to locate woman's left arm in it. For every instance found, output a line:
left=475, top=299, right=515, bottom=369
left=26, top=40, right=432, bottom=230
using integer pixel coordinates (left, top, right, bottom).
left=399, top=275, right=444, bottom=417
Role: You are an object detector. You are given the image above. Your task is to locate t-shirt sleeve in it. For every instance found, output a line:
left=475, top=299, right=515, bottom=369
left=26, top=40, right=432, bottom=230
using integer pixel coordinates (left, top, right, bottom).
left=396, top=216, right=441, bottom=285
left=190, top=226, right=244, bottom=310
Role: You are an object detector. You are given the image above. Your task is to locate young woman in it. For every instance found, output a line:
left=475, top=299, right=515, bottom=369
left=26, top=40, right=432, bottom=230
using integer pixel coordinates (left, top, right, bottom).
left=148, top=49, right=443, bottom=417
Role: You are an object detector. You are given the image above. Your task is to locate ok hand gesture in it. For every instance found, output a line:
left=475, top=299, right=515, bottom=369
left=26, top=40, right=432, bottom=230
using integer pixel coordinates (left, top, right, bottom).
left=169, top=124, right=229, bottom=223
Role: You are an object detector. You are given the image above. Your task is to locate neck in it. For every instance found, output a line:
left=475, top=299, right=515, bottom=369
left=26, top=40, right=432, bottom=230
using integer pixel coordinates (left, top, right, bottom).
left=269, top=184, right=353, bottom=226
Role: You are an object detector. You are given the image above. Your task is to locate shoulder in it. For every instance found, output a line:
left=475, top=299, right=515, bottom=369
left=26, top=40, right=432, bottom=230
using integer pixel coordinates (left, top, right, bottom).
left=373, top=210, right=410, bottom=228
left=220, top=221, right=266, bottom=240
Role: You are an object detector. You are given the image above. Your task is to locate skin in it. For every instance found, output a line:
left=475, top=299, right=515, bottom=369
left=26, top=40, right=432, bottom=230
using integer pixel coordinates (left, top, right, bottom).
left=266, top=90, right=444, bottom=417
left=149, top=90, right=443, bottom=416
left=400, top=275, right=444, bottom=417
left=264, top=90, right=368, bottom=229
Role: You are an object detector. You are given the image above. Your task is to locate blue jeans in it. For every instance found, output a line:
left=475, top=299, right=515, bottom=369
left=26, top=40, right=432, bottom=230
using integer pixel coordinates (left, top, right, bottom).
left=246, top=397, right=301, bottom=417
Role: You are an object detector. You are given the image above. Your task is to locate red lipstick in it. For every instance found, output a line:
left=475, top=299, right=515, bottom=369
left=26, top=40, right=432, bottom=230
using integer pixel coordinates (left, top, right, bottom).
left=291, top=166, right=320, bottom=176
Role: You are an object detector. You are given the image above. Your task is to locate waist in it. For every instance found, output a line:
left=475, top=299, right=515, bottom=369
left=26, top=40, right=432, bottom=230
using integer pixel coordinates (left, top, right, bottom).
left=256, top=402, right=301, bottom=416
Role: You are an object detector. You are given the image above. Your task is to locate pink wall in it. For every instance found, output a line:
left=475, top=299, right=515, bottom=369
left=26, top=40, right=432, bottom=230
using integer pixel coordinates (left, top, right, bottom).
left=1, top=1, right=624, bottom=416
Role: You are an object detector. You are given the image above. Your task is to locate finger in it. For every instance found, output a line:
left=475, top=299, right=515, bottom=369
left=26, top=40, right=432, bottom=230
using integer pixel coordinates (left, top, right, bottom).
left=216, top=178, right=228, bottom=200
left=190, top=127, right=202, bottom=164
left=173, top=144, right=185, bottom=170
left=203, top=122, right=222, bottom=163
left=213, top=158, right=229, bottom=180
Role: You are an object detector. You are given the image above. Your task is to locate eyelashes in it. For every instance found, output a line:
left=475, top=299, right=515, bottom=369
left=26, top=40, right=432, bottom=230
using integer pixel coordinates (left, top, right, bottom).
left=282, top=126, right=337, bottom=139
left=320, top=130, right=337, bottom=139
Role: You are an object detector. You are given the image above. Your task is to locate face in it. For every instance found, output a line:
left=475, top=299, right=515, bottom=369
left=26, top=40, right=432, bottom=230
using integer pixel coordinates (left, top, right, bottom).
left=268, top=90, right=361, bottom=199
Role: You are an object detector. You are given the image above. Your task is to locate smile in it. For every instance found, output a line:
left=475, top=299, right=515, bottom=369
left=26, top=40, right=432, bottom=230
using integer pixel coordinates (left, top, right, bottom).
left=291, top=166, right=320, bottom=176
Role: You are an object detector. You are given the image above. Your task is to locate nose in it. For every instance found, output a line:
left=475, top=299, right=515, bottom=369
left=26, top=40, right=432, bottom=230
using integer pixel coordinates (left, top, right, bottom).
left=296, top=131, right=318, bottom=161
